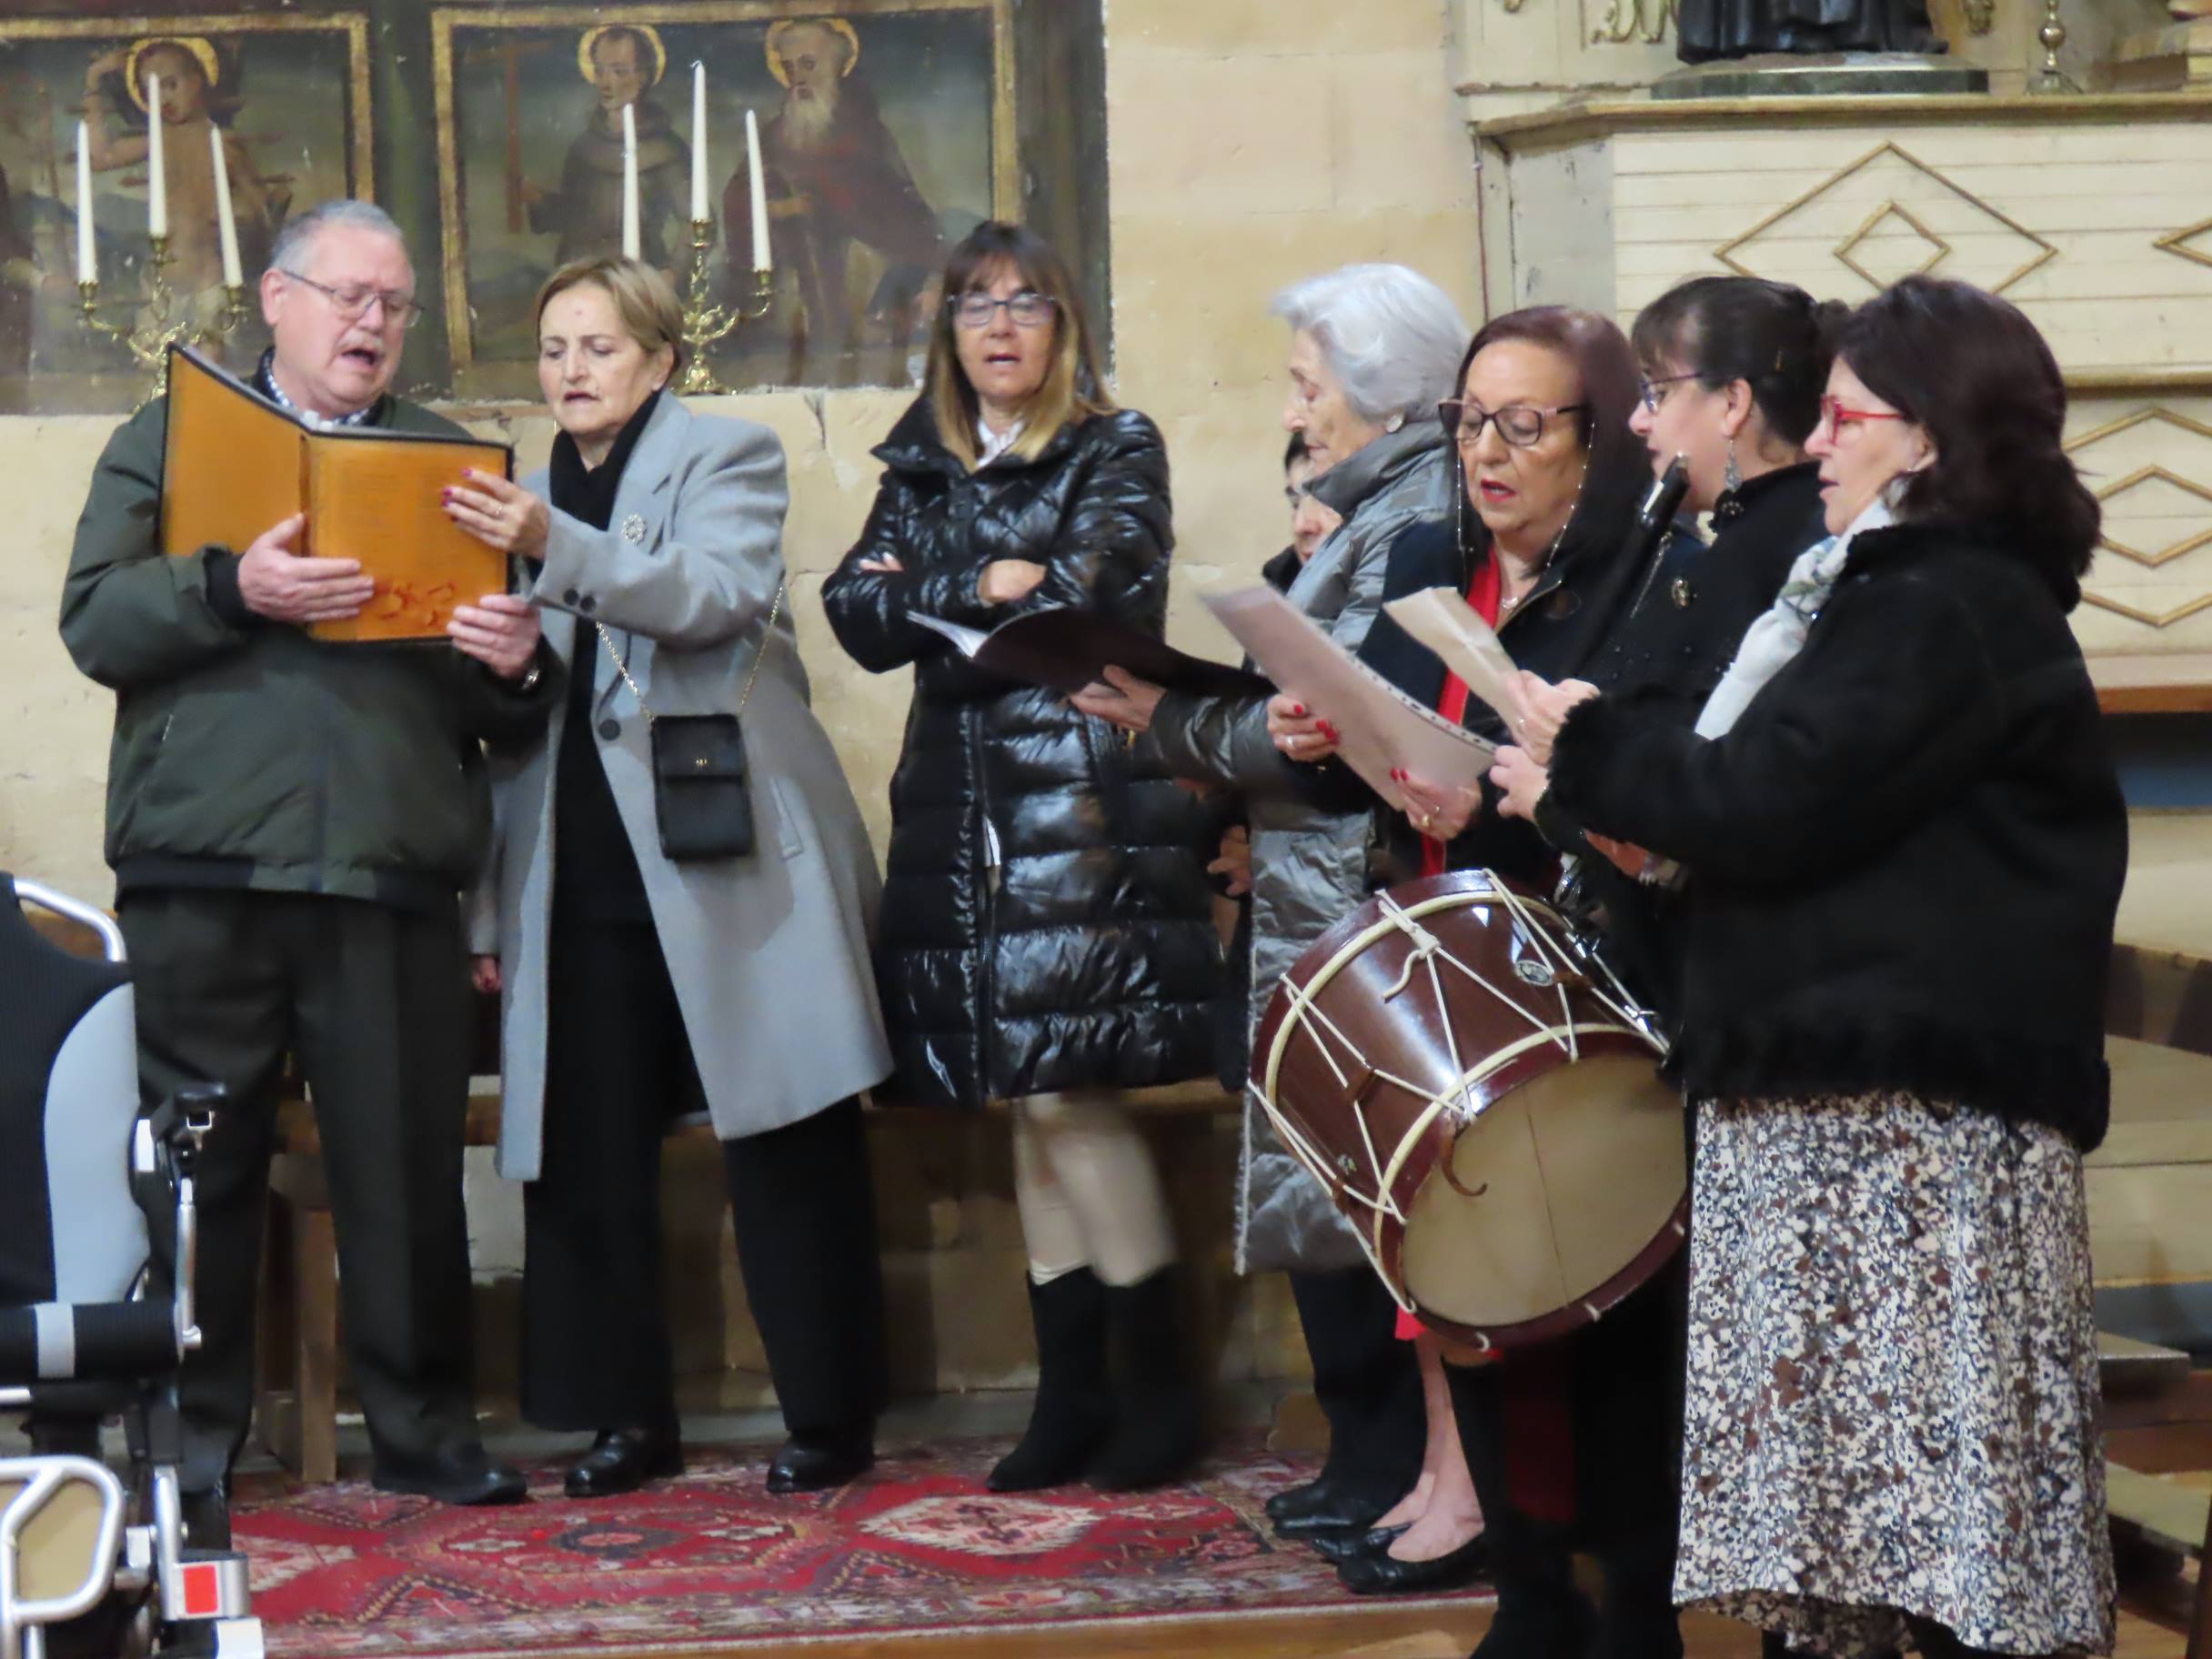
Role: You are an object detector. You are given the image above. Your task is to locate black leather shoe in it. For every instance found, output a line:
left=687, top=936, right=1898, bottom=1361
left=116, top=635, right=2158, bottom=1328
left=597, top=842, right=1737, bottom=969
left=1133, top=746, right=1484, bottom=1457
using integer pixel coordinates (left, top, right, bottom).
left=1338, top=1528, right=1490, bottom=1595
left=1272, top=1490, right=1392, bottom=1540
left=374, top=1451, right=528, bottom=1506
left=766, top=1430, right=873, bottom=1494
left=1265, top=1477, right=1327, bottom=1530
left=565, top=1428, right=683, bottom=1500
left=1313, top=1521, right=1409, bottom=1563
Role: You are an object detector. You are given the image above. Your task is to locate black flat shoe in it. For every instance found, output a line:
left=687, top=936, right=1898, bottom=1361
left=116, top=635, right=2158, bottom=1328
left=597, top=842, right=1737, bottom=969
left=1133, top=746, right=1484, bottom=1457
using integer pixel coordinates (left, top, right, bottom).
left=767, top=1430, right=873, bottom=1494
left=1313, top=1522, right=1409, bottom=1563
left=565, top=1427, right=683, bottom=1499
left=374, top=1450, right=528, bottom=1507
left=1338, top=1527, right=1489, bottom=1595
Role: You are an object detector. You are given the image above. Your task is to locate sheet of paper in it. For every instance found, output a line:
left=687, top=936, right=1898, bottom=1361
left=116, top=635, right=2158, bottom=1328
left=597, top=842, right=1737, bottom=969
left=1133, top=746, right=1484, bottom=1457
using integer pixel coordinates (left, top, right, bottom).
left=1202, top=587, right=1493, bottom=811
left=1382, top=587, right=1529, bottom=743
left=907, top=610, right=990, bottom=657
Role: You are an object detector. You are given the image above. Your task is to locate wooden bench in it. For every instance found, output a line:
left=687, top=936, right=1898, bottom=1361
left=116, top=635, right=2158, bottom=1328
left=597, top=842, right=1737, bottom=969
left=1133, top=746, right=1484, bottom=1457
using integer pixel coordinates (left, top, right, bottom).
left=256, top=1060, right=1240, bottom=1483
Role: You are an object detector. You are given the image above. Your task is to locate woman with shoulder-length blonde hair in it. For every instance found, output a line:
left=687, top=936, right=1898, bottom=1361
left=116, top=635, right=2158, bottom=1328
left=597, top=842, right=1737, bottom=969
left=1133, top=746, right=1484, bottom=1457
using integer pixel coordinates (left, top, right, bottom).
left=450, top=254, right=894, bottom=1502
left=821, top=221, right=1222, bottom=1493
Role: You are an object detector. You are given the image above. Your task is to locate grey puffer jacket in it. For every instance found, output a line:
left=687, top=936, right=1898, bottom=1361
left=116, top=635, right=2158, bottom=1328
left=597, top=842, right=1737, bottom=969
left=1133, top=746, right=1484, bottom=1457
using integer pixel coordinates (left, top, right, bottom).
left=1146, top=420, right=1453, bottom=1272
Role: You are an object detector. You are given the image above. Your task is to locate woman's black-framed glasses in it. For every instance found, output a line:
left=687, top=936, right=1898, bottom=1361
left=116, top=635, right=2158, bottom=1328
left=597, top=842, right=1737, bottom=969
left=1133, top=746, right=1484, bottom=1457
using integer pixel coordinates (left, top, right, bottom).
left=1436, top=398, right=1586, bottom=449
left=950, top=290, right=1058, bottom=329
left=1636, top=373, right=1699, bottom=413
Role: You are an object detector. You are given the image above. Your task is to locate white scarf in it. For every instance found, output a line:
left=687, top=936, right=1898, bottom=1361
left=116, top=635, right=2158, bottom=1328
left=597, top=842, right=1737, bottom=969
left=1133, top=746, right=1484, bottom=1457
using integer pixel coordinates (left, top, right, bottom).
left=1694, top=498, right=1894, bottom=739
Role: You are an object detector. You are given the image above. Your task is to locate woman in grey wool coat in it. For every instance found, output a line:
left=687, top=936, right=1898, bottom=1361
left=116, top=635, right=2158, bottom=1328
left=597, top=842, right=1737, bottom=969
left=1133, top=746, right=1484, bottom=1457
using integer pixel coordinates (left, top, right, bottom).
left=452, top=256, right=892, bottom=1503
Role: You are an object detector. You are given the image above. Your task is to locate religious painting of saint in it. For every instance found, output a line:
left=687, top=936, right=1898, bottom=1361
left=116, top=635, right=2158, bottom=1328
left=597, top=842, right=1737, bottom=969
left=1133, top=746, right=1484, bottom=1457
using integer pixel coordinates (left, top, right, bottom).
left=432, top=1, right=1014, bottom=400
left=0, top=14, right=370, bottom=414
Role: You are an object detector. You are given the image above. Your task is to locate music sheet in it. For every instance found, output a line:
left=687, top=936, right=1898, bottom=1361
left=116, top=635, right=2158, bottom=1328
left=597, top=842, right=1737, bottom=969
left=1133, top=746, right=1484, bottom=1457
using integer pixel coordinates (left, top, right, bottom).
left=1382, top=587, right=1531, bottom=742
left=1202, top=587, right=1493, bottom=811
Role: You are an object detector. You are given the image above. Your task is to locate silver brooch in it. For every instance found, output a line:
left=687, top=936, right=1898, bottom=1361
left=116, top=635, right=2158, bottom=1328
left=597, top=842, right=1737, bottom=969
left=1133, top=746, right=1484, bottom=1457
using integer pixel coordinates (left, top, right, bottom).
left=1671, top=578, right=1694, bottom=608
left=621, top=514, right=647, bottom=544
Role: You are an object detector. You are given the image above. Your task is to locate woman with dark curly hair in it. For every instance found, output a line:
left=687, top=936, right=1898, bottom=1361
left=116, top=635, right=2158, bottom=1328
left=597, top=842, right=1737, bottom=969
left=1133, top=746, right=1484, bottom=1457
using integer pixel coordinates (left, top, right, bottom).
left=1497, top=275, right=2126, bottom=1658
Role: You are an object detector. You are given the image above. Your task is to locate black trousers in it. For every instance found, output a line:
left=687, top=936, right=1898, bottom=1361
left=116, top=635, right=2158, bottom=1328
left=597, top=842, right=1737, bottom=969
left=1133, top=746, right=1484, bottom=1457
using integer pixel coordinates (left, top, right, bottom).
left=520, top=910, right=888, bottom=1439
left=1286, top=1263, right=1425, bottom=1505
left=1453, top=1264, right=1688, bottom=1659
left=119, top=889, right=481, bottom=1493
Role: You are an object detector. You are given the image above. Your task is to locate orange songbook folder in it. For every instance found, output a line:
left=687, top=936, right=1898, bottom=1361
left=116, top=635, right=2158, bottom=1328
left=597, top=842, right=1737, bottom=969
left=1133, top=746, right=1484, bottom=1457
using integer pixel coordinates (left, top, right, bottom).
left=158, top=345, right=513, bottom=643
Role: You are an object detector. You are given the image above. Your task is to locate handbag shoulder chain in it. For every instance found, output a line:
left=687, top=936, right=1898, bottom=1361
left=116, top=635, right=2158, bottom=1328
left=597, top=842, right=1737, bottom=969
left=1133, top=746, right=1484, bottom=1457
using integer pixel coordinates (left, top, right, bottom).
left=594, top=584, right=786, bottom=729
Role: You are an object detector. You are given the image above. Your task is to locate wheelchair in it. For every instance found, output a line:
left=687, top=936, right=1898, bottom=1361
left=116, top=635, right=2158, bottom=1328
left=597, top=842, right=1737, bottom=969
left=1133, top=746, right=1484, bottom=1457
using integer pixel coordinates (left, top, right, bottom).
left=0, top=875, right=261, bottom=1659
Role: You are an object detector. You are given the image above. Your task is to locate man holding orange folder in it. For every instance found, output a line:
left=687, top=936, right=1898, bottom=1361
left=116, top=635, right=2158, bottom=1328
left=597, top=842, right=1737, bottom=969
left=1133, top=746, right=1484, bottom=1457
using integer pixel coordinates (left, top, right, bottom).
left=58, top=200, right=557, bottom=1539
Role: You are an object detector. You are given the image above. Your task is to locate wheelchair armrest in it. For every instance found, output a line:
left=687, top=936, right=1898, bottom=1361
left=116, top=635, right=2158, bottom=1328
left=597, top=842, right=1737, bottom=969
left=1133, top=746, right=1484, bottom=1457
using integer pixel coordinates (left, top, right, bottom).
left=0, top=1302, right=179, bottom=1387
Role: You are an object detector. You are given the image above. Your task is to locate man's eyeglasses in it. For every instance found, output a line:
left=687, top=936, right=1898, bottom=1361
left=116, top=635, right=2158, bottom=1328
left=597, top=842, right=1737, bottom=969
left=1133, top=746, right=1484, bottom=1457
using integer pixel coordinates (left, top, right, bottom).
left=1637, top=373, right=1700, bottom=413
left=950, top=290, right=1057, bottom=330
left=280, top=269, right=425, bottom=330
left=1817, top=395, right=1908, bottom=437
left=1436, top=398, right=1586, bottom=450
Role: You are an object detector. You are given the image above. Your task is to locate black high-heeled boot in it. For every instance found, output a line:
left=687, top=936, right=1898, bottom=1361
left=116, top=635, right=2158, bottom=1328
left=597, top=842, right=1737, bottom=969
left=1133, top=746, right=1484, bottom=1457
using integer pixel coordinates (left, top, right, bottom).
left=989, top=1269, right=1111, bottom=1492
left=1090, top=1266, right=1204, bottom=1491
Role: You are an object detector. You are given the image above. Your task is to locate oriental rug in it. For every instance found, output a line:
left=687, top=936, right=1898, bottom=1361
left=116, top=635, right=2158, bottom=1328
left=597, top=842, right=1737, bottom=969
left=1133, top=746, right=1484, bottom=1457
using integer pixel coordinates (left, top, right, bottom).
left=232, top=1433, right=1490, bottom=1656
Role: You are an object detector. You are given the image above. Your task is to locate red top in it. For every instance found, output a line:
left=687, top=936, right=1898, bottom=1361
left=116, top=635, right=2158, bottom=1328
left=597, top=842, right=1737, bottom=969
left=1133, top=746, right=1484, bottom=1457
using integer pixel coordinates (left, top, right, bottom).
left=1420, top=555, right=1502, bottom=879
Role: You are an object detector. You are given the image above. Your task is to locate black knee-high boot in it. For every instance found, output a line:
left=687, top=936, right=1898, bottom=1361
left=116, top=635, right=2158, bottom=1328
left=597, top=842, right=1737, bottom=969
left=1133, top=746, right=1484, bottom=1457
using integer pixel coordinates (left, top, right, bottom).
left=990, top=1269, right=1111, bottom=1492
left=1448, top=1358, right=1589, bottom=1658
left=1090, top=1265, right=1204, bottom=1491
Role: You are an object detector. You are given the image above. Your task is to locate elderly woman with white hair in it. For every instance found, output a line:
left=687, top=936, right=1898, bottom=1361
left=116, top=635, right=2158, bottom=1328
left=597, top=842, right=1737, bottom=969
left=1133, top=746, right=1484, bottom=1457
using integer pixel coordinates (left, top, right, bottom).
left=1073, top=261, right=1469, bottom=1541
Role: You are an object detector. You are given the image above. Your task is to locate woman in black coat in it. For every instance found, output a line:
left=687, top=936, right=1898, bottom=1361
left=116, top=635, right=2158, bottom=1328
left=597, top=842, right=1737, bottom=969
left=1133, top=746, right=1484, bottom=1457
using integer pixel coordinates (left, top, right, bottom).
left=820, top=222, right=1218, bottom=1494
left=1503, top=276, right=2126, bottom=1659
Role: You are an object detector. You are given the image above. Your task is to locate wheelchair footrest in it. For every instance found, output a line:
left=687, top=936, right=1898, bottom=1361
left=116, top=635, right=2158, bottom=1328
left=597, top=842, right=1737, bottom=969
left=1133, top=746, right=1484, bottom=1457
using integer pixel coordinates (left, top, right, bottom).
left=203, top=1616, right=265, bottom=1657
left=165, top=1550, right=251, bottom=1624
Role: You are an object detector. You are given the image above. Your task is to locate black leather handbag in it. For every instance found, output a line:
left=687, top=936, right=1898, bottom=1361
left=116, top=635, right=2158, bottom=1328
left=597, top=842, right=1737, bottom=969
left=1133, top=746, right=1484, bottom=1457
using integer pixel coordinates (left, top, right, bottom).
left=596, top=587, right=783, bottom=861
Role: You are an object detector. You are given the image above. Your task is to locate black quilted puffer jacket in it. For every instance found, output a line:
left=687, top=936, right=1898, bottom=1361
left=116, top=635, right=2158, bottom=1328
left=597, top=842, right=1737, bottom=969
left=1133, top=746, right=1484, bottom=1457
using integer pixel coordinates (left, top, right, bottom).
left=820, top=398, right=1220, bottom=1109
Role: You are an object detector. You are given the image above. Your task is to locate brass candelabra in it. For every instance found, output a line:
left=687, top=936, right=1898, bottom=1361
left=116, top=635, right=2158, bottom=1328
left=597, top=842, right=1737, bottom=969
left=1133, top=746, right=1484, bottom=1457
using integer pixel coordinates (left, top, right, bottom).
left=78, top=235, right=248, bottom=405
left=677, top=217, right=772, bottom=397
left=2032, top=0, right=2075, bottom=91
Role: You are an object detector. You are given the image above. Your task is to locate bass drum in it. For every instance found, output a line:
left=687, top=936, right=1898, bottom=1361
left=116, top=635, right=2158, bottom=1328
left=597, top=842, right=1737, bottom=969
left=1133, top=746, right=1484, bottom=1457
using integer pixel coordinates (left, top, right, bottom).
left=1249, top=869, right=1684, bottom=1351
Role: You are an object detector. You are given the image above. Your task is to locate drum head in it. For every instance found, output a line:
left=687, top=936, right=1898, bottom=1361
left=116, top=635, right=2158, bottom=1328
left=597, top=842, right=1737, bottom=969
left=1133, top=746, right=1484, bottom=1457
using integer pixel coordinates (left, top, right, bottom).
left=1399, top=1051, right=1684, bottom=1342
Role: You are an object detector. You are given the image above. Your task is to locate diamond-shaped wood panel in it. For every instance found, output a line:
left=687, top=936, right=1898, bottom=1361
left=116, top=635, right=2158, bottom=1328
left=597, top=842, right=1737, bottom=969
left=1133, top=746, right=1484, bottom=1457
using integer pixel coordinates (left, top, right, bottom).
left=1715, top=142, right=2056, bottom=297
left=2066, top=409, right=2212, bottom=629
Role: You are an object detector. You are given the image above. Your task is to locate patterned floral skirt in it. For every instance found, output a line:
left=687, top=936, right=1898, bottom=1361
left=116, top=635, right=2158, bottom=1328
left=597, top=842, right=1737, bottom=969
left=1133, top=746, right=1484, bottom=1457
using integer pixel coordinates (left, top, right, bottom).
left=1672, top=1091, right=2116, bottom=1657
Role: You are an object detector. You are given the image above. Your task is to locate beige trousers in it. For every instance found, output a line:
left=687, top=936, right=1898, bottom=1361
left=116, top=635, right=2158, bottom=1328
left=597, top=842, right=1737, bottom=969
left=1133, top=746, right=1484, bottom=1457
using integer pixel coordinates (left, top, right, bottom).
left=1011, top=1091, right=1177, bottom=1289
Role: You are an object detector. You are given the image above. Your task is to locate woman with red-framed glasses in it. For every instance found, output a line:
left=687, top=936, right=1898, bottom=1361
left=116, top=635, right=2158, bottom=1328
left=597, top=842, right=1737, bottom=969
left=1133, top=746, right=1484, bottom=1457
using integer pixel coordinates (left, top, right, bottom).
left=1498, top=276, right=2125, bottom=1659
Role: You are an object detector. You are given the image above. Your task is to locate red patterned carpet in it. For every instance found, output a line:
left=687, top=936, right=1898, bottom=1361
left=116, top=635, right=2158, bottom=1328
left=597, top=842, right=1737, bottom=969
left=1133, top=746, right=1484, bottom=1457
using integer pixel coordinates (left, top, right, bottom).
left=233, top=1433, right=1489, bottom=1655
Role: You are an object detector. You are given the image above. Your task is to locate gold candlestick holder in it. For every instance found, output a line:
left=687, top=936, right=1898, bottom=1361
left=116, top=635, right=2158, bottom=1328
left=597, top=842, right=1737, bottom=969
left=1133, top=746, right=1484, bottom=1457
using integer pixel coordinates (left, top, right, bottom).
left=677, top=218, right=772, bottom=397
left=77, top=234, right=248, bottom=405
left=2031, top=0, right=2075, bottom=91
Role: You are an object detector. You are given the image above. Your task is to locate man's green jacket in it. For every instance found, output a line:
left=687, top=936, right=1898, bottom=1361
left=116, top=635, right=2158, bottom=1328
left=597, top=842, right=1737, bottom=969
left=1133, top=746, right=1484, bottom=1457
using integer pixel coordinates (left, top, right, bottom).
left=59, top=389, right=558, bottom=910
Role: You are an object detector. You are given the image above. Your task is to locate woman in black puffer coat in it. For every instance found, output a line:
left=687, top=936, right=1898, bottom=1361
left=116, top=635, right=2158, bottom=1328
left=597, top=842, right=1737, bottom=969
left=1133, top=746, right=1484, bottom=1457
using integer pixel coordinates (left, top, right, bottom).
left=821, top=223, right=1218, bottom=1495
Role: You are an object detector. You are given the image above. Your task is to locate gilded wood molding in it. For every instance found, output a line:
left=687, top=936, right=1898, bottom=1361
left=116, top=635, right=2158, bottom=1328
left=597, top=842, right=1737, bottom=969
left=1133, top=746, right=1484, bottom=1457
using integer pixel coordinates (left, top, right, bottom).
left=2066, top=407, right=2212, bottom=626
left=2157, top=217, right=2212, bottom=270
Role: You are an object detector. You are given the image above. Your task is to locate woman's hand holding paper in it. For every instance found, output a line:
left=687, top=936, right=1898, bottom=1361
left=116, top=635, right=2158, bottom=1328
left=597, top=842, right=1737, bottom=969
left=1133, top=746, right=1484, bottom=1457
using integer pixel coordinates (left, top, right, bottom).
left=1513, top=673, right=1600, bottom=766
left=1070, top=665, right=1166, bottom=733
left=1394, top=769, right=1483, bottom=841
left=1489, top=744, right=1550, bottom=823
left=1267, top=691, right=1340, bottom=762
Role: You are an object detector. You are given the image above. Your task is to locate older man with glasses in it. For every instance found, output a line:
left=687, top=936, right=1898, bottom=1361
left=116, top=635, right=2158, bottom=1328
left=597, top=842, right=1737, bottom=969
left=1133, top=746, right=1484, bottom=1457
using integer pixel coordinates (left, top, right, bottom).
left=59, top=199, right=557, bottom=1540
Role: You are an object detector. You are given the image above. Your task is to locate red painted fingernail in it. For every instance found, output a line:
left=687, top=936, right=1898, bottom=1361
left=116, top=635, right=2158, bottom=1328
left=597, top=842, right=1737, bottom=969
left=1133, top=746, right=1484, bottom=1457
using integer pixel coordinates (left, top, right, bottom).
left=1290, top=704, right=1307, bottom=717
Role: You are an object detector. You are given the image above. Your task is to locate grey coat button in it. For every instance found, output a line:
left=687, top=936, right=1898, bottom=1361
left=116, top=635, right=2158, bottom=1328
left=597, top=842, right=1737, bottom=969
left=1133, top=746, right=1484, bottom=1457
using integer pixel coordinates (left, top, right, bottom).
left=598, top=719, right=620, bottom=740
left=563, top=588, right=580, bottom=605
left=579, top=595, right=598, bottom=614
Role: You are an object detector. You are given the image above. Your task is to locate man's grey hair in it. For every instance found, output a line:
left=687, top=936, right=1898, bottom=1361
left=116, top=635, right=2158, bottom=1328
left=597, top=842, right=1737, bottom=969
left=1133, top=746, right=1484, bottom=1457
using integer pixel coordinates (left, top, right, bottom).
left=267, top=200, right=407, bottom=278
left=1271, top=264, right=1470, bottom=425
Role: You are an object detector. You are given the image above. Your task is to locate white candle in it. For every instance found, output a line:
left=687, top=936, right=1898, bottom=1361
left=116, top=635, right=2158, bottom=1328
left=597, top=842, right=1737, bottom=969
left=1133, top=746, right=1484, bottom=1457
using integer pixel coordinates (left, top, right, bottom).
left=620, top=101, right=640, bottom=261
left=689, top=62, right=708, bottom=224
left=75, top=121, right=95, bottom=285
left=209, top=124, right=241, bottom=288
left=745, top=108, right=769, bottom=274
left=145, top=75, right=166, bottom=239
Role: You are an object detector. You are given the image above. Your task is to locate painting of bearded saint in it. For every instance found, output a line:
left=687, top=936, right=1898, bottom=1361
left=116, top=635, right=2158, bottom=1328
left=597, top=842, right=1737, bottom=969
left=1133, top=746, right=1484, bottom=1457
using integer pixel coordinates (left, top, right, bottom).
left=726, top=17, right=946, bottom=386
